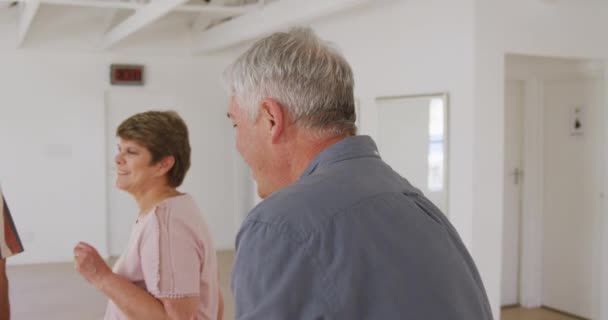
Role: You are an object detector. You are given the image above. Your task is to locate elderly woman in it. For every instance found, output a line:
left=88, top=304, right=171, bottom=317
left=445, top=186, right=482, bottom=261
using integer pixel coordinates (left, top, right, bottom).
left=74, top=111, right=223, bottom=320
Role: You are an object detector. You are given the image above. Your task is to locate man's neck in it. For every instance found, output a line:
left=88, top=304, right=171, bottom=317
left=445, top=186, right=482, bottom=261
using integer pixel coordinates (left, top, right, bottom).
left=287, top=133, right=349, bottom=183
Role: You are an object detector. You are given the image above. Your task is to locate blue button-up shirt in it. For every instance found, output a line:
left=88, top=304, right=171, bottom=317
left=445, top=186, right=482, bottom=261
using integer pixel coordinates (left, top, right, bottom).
left=232, top=135, right=493, bottom=319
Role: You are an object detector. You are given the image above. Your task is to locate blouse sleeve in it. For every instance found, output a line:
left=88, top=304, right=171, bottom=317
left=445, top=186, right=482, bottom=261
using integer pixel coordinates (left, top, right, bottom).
left=0, top=186, right=24, bottom=259
left=139, top=202, right=202, bottom=299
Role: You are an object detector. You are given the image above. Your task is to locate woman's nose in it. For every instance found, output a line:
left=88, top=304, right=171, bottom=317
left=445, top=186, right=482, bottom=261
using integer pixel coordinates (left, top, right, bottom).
left=115, top=152, right=125, bottom=165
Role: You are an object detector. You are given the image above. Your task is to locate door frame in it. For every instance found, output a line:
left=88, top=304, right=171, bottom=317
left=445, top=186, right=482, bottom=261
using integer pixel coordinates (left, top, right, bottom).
left=103, top=90, right=111, bottom=258
left=600, top=65, right=608, bottom=320
left=504, top=55, right=607, bottom=320
left=518, top=78, right=544, bottom=308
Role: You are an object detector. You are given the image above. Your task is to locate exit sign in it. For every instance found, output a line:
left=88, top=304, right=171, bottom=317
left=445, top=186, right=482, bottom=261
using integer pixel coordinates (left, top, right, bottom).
left=110, top=64, right=144, bottom=86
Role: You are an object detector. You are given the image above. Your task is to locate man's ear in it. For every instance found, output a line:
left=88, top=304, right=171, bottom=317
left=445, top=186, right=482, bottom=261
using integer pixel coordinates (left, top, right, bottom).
left=157, top=155, right=176, bottom=176
left=259, top=98, right=285, bottom=144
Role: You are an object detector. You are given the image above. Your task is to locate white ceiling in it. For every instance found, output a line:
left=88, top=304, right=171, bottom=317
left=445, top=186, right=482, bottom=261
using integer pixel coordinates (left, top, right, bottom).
left=0, top=0, right=372, bottom=54
left=0, top=0, right=271, bottom=51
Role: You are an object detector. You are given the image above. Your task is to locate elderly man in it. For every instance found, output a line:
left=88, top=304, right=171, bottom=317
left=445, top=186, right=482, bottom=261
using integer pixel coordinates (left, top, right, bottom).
left=225, top=27, right=493, bottom=319
left=0, top=185, right=24, bottom=320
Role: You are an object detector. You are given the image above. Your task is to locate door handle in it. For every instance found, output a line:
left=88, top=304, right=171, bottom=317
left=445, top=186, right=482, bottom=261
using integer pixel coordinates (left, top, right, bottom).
left=510, top=168, right=523, bottom=185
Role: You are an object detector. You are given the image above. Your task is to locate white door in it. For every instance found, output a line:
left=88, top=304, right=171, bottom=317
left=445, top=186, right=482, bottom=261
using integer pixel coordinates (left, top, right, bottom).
left=501, top=80, right=524, bottom=307
left=541, top=79, right=603, bottom=319
left=105, top=90, right=177, bottom=256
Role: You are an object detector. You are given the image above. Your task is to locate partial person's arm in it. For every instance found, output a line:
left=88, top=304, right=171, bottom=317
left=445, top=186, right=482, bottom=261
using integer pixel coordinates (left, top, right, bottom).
left=74, top=242, right=199, bottom=320
left=232, top=221, right=329, bottom=319
left=0, top=186, right=25, bottom=320
left=0, top=259, right=9, bottom=320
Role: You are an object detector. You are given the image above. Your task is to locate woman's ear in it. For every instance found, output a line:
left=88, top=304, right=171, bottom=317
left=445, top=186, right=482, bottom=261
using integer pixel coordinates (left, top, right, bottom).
left=259, top=98, right=285, bottom=144
left=157, top=155, right=176, bottom=176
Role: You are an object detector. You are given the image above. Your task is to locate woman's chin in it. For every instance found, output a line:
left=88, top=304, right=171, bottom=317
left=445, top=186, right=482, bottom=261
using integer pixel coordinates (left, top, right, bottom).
left=115, top=181, right=130, bottom=192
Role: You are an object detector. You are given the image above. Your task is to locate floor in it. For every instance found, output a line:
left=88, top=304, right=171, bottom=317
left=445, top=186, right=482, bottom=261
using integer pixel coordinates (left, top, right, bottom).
left=502, top=307, right=582, bottom=320
left=6, top=251, right=582, bottom=320
left=8, top=260, right=108, bottom=319
left=7, top=251, right=236, bottom=320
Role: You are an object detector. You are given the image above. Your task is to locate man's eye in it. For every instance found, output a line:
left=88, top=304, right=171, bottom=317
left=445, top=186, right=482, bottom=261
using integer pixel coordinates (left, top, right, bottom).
left=232, top=123, right=237, bottom=128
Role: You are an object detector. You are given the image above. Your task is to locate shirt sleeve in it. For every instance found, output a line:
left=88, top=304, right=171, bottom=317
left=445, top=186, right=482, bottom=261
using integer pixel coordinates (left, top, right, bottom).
left=231, top=220, right=330, bottom=319
left=139, top=203, right=202, bottom=299
left=0, top=187, right=24, bottom=259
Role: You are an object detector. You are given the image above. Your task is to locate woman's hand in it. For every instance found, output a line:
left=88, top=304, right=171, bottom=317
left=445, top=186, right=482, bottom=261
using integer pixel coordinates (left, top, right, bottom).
left=73, top=242, right=112, bottom=288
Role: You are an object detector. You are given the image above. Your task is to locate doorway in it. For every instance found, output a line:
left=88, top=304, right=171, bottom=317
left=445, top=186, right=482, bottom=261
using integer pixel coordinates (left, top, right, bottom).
left=501, top=54, right=605, bottom=319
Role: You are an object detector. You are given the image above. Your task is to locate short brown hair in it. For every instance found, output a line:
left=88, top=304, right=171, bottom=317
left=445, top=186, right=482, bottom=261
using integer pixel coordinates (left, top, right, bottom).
left=116, top=111, right=191, bottom=187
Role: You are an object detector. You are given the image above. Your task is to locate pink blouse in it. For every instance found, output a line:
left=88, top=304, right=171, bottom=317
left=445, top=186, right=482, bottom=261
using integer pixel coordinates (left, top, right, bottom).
left=104, top=194, right=222, bottom=320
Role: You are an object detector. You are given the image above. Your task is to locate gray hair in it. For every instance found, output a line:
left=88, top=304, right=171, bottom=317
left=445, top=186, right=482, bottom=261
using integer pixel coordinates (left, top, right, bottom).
left=223, top=27, right=357, bottom=136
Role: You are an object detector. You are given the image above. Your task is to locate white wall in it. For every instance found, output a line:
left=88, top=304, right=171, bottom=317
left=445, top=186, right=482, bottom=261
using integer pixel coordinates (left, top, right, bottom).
left=0, top=10, right=238, bottom=265
left=474, top=1, right=608, bottom=317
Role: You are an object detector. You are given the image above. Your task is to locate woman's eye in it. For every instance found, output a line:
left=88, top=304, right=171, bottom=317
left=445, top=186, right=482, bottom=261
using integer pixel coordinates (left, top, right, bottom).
left=232, top=123, right=237, bottom=128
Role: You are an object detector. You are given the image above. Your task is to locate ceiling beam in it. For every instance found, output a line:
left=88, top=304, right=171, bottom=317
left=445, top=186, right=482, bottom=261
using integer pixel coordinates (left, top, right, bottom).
left=5, top=0, right=258, bottom=14
left=101, top=9, right=119, bottom=33
left=16, top=0, right=41, bottom=48
left=101, top=0, right=190, bottom=49
left=191, top=0, right=226, bottom=33
left=192, top=0, right=372, bottom=54
left=192, top=15, right=213, bottom=33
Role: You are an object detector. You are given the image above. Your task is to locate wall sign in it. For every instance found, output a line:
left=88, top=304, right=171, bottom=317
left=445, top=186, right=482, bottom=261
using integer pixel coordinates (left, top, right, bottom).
left=110, top=64, right=144, bottom=86
left=570, top=105, right=584, bottom=136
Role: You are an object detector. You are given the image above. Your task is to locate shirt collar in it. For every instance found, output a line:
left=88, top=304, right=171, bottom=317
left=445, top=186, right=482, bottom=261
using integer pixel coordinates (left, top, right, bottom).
left=299, top=135, right=380, bottom=179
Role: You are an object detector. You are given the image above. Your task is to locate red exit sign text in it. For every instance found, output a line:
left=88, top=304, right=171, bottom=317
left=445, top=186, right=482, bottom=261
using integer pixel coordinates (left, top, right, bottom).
left=110, top=64, right=144, bottom=86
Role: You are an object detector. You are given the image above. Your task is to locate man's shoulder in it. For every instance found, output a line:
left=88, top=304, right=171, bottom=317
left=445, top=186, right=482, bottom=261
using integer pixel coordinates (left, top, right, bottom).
left=239, top=154, right=423, bottom=241
left=242, top=181, right=325, bottom=242
left=242, top=167, right=395, bottom=239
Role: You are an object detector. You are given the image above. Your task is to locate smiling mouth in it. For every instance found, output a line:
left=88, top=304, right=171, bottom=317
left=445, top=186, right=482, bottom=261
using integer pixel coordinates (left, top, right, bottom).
left=117, top=171, right=129, bottom=175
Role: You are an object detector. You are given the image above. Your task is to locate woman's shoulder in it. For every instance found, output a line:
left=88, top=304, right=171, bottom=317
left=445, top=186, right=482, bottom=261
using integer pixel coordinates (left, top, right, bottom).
left=139, top=194, right=216, bottom=253
left=153, top=194, right=205, bottom=227
left=162, top=193, right=199, bottom=212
